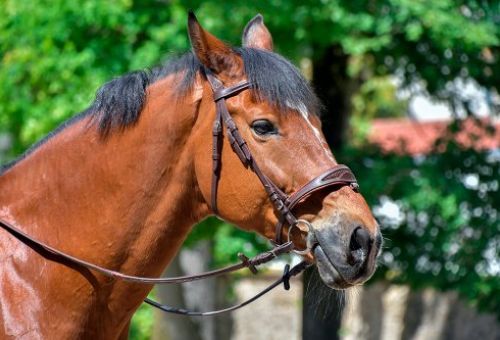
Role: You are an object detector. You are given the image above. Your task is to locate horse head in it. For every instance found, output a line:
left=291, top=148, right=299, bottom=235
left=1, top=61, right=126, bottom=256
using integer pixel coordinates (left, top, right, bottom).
left=189, top=13, right=381, bottom=289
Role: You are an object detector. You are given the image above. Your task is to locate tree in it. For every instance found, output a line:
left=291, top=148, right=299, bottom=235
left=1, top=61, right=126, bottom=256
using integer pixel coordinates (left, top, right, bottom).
left=2, top=1, right=497, bottom=152
left=0, top=1, right=188, bottom=154
left=341, top=118, right=500, bottom=318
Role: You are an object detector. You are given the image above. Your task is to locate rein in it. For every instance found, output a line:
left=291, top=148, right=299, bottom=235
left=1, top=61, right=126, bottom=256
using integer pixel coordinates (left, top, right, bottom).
left=0, top=70, right=359, bottom=316
left=0, top=218, right=308, bottom=316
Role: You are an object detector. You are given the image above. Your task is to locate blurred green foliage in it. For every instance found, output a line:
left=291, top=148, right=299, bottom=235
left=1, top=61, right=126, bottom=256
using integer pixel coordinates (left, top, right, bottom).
left=130, top=293, right=155, bottom=340
left=184, top=217, right=270, bottom=266
left=0, top=0, right=498, bottom=337
left=0, top=0, right=190, bottom=154
left=1, top=0, right=497, bottom=153
left=342, top=118, right=499, bottom=317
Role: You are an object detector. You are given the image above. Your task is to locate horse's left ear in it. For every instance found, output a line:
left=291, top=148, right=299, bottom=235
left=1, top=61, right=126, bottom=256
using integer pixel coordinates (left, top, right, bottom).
left=242, top=14, right=274, bottom=51
left=187, top=11, right=241, bottom=76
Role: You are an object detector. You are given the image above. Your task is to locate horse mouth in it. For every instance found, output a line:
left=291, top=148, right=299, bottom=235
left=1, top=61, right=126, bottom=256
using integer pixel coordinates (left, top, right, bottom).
left=313, top=244, right=353, bottom=289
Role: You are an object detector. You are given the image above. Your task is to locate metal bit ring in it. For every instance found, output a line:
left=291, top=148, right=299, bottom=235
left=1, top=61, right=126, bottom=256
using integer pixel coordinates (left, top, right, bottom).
left=287, top=219, right=315, bottom=255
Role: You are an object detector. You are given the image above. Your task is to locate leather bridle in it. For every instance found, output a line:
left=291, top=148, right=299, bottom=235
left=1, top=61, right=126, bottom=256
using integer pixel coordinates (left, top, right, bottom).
left=0, top=69, right=360, bottom=317
left=205, top=69, right=358, bottom=249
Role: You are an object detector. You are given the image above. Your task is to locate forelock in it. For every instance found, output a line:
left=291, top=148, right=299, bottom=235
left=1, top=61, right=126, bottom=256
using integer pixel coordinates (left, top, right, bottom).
left=236, top=48, right=321, bottom=116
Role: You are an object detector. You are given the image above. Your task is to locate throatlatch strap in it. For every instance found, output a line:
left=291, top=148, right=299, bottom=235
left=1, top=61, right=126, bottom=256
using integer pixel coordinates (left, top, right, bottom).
left=211, top=109, right=223, bottom=214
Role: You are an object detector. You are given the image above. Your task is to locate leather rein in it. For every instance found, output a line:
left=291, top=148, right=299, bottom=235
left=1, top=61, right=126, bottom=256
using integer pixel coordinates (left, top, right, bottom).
left=0, top=69, right=359, bottom=316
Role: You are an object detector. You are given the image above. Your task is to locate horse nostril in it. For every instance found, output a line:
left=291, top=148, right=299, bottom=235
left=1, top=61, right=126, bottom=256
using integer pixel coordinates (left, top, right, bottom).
left=349, top=226, right=371, bottom=252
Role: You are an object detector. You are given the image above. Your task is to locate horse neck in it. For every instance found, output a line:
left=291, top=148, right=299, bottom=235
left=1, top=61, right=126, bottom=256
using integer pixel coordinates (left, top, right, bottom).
left=0, top=76, right=210, bottom=328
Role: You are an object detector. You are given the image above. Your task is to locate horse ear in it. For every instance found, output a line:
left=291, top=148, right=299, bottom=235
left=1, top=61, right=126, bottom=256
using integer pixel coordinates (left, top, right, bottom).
left=187, top=12, right=240, bottom=75
left=242, top=14, right=273, bottom=51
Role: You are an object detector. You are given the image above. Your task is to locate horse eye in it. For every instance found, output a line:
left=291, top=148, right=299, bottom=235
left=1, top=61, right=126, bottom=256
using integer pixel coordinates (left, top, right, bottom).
left=251, top=119, right=278, bottom=136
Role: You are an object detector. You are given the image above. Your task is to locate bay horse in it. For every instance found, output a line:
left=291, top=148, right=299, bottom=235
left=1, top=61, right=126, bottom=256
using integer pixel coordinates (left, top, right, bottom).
left=0, top=13, right=381, bottom=339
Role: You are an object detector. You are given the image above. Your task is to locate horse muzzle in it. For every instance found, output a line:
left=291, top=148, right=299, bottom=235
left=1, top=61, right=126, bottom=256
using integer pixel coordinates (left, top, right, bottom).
left=311, top=218, right=382, bottom=289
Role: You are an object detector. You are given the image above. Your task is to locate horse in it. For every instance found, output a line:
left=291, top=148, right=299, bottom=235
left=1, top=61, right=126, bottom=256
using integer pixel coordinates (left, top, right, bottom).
left=0, top=13, right=381, bottom=339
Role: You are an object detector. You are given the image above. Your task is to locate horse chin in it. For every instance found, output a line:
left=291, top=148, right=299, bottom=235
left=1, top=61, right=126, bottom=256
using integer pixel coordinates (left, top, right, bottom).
left=313, top=245, right=353, bottom=290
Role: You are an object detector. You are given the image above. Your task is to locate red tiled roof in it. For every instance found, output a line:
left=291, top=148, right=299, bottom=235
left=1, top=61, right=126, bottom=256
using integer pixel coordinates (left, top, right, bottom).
left=368, top=118, right=500, bottom=155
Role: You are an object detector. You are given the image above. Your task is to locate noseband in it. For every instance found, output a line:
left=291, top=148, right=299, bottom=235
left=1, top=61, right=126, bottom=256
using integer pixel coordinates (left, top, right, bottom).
left=0, top=70, right=360, bottom=317
left=205, top=70, right=358, bottom=249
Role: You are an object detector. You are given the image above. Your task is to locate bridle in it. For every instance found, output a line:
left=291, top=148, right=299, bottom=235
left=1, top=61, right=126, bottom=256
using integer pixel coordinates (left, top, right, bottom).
left=0, top=69, right=359, bottom=316
left=205, top=69, right=358, bottom=249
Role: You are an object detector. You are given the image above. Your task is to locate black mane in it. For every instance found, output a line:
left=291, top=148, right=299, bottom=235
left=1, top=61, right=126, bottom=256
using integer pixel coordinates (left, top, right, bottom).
left=237, top=48, right=320, bottom=115
left=91, top=48, right=320, bottom=134
left=91, top=52, right=202, bottom=134
left=1, top=48, right=319, bottom=173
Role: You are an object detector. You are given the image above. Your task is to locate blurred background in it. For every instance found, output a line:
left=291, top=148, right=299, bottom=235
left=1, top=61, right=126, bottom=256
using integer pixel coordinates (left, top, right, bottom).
left=1, top=1, right=498, bottom=339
